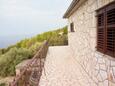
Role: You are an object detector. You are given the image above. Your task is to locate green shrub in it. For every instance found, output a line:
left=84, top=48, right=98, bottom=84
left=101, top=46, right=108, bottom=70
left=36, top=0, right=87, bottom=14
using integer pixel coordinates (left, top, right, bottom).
left=0, top=83, right=5, bottom=86
left=0, top=47, right=33, bottom=77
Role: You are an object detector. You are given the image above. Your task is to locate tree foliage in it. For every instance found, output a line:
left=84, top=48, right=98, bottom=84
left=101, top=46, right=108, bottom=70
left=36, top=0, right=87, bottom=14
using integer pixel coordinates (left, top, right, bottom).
left=0, top=47, right=33, bottom=77
left=0, top=83, right=5, bottom=86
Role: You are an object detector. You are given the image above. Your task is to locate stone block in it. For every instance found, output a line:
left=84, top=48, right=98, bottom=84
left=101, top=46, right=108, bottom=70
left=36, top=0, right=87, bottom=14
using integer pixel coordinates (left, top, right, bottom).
left=100, top=70, right=107, bottom=81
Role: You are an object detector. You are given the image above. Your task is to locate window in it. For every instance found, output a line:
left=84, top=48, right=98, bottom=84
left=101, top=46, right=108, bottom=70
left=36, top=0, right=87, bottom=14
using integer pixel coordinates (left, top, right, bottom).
left=70, top=23, right=75, bottom=32
left=97, top=2, right=115, bottom=57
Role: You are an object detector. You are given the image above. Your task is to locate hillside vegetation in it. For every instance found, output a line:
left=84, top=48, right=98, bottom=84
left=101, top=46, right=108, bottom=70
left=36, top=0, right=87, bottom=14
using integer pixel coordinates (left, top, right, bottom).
left=0, top=26, right=68, bottom=77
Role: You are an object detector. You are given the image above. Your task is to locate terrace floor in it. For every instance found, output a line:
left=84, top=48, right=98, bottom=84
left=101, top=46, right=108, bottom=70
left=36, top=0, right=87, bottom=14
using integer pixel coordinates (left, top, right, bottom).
left=39, top=46, right=94, bottom=86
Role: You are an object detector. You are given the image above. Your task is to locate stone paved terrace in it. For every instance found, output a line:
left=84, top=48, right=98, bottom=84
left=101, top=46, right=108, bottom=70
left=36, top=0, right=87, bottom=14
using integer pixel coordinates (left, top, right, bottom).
left=39, top=46, right=96, bottom=86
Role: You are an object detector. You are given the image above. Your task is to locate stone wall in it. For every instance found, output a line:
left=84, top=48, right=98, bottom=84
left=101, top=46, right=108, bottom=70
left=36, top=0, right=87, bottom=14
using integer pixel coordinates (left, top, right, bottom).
left=68, top=0, right=115, bottom=86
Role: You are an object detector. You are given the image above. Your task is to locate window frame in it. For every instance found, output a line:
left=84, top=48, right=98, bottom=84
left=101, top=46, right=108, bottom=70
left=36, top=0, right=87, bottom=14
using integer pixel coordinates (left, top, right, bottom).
left=70, top=22, right=75, bottom=32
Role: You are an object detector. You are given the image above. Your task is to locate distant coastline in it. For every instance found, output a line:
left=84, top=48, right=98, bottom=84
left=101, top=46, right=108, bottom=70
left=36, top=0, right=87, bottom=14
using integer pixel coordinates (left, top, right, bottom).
left=0, top=34, right=34, bottom=49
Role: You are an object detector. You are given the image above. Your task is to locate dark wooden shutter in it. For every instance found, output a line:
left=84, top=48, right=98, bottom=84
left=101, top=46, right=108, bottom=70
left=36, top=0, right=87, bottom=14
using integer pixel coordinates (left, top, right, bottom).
left=97, top=9, right=106, bottom=53
left=106, top=3, right=115, bottom=57
left=97, top=1, right=115, bottom=57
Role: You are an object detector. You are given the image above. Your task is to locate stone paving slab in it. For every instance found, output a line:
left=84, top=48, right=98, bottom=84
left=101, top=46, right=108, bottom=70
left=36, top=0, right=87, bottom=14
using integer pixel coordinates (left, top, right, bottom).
left=39, top=46, right=95, bottom=86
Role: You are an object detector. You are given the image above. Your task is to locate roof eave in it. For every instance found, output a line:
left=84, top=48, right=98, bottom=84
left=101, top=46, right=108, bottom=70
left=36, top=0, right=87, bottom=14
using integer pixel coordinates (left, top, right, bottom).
left=63, top=0, right=79, bottom=18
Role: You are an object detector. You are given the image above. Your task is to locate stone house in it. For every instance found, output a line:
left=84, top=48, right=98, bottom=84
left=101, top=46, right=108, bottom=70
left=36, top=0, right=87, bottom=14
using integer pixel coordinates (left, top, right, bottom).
left=11, top=0, right=115, bottom=86
left=63, top=0, right=115, bottom=86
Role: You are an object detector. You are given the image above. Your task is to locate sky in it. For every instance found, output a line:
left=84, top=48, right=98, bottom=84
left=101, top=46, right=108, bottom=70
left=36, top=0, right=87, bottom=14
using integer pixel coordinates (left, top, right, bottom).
left=0, top=0, right=72, bottom=37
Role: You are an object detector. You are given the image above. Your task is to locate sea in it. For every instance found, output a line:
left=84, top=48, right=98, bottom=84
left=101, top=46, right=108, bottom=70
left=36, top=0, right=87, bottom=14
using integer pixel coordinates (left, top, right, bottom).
left=0, top=34, right=34, bottom=49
